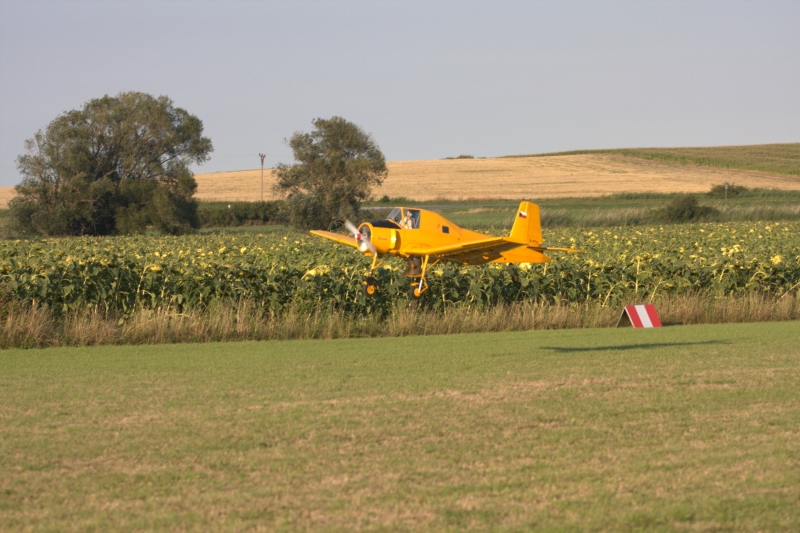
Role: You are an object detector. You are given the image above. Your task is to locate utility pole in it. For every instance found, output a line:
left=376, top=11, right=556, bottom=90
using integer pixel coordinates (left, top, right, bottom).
left=259, top=153, right=266, bottom=202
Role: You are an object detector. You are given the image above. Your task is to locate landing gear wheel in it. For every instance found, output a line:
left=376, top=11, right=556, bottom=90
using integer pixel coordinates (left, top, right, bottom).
left=408, top=284, right=423, bottom=301
left=507, top=265, right=519, bottom=283
left=362, top=276, right=379, bottom=297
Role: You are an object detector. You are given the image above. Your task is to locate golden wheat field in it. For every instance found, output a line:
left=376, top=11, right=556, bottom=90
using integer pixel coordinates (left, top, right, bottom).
left=192, top=153, right=800, bottom=202
left=0, top=187, right=14, bottom=209
left=2, top=152, right=800, bottom=208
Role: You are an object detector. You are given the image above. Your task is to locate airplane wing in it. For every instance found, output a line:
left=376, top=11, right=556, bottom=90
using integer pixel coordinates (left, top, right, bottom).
left=403, top=239, right=582, bottom=265
left=309, top=230, right=359, bottom=248
left=403, top=237, right=523, bottom=264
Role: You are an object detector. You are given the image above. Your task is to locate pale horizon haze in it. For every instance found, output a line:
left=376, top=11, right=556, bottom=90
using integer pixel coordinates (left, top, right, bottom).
left=0, top=0, right=798, bottom=186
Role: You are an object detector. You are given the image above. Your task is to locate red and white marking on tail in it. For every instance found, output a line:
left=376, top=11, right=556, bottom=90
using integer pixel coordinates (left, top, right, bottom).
left=518, top=211, right=527, bottom=218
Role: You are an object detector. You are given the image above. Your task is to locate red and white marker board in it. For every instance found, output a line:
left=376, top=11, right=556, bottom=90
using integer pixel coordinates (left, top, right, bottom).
left=617, top=304, right=662, bottom=328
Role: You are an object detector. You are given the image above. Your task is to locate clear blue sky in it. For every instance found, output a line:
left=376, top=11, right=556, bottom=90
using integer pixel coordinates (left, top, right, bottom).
left=1, top=0, right=798, bottom=186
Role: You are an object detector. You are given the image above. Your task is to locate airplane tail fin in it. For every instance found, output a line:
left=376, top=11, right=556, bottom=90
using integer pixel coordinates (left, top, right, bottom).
left=509, top=201, right=542, bottom=246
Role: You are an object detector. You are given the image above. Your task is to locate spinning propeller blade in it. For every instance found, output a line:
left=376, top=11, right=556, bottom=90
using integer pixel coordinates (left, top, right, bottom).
left=344, top=220, right=360, bottom=239
left=344, top=220, right=376, bottom=254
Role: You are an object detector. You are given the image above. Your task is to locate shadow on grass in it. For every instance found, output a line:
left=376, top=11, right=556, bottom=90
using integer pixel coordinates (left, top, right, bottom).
left=541, top=340, right=730, bottom=353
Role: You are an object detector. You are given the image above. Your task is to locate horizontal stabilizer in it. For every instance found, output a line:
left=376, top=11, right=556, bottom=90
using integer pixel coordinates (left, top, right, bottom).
left=531, top=245, right=583, bottom=254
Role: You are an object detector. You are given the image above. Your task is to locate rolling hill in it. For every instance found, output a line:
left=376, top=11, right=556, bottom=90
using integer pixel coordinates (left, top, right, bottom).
left=1, top=143, right=798, bottom=207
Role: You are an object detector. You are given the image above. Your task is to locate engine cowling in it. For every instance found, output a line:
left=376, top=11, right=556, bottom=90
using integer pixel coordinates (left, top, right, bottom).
left=358, top=222, right=397, bottom=254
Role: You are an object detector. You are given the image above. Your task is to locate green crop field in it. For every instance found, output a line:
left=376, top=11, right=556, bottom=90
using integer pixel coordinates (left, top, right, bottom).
left=2, top=221, right=798, bottom=315
left=504, top=143, right=800, bottom=177
left=1, top=322, right=798, bottom=531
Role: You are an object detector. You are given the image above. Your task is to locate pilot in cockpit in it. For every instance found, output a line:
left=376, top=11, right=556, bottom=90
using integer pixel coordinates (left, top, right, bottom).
left=403, top=210, right=420, bottom=229
left=387, top=208, right=420, bottom=229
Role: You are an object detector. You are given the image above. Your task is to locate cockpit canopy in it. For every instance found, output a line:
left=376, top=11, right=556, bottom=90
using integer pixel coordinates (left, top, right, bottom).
left=387, top=207, right=402, bottom=226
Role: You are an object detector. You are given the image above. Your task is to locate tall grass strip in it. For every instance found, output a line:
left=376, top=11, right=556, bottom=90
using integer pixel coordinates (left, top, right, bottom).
left=2, top=292, right=798, bottom=349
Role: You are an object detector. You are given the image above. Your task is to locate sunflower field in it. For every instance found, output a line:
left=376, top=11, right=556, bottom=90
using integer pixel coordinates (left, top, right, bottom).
left=1, top=221, right=799, bottom=316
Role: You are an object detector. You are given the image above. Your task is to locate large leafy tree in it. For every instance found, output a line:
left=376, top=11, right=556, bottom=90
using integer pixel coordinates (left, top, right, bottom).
left=274, top=116, right=387, bottom=230
left=10, top=91, right=212, bottom=236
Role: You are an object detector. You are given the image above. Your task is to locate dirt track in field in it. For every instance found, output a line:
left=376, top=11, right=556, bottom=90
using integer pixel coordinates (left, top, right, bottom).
left=3, top=153, right=800, bottom=207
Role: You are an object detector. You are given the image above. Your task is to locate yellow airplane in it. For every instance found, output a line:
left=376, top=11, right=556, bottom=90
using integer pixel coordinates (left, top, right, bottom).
left=310, top=201, right=581, bottom=300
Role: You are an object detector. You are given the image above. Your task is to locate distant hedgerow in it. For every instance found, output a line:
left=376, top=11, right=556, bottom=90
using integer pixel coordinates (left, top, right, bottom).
left=659, top=195, right=719, bottom=222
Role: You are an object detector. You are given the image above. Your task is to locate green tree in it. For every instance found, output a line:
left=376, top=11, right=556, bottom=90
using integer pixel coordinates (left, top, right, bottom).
left=10, top=91, right=212, bottom=236
left=273, top=116, right=387, bottom=230
left=659, top=194, right=719, bottom=222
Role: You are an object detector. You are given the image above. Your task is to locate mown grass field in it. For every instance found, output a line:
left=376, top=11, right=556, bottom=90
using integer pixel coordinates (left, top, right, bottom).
left=2, top=321, right=798, bottom=531
left=3, top=189, right=800, bottom=239
left=183, top=189, right=800, bottom=233
left=391, top=190, right=800, bottom=229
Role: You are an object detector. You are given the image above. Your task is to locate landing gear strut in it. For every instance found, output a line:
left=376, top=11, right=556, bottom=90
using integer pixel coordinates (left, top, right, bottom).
left=362, top=253, right=384, bottom=298
left=408, top=283, right=424, bottom=301
left=405, top=255, right=434, bottom=302
left=507, top=264, right=520, bottom=283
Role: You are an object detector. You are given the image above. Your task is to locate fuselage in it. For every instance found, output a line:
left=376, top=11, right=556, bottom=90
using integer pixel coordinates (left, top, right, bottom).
left=359, top=207, right=492, bottom=259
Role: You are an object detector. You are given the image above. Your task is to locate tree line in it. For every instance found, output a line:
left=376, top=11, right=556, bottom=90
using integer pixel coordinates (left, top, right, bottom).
left=9, top=91, right=386, bottom=236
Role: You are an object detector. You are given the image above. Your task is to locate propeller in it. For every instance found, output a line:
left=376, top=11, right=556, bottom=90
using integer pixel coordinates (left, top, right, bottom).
left=345, top=220, right=376, bottom=254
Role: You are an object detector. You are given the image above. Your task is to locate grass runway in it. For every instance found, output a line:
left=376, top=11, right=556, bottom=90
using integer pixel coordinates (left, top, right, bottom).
left=2, top=322, right=799, bottom=531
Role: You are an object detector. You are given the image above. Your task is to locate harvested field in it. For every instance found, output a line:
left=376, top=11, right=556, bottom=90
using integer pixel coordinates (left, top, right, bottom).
left=192, top=153, right=800, bottom=202
left=0, top=187, right=14, bottom=209
left=3, top=149, right=799, bottom=207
